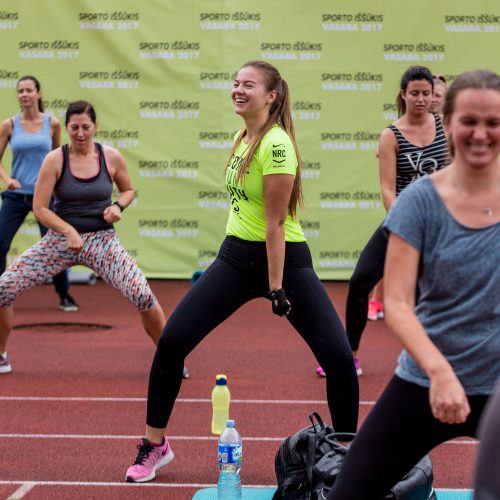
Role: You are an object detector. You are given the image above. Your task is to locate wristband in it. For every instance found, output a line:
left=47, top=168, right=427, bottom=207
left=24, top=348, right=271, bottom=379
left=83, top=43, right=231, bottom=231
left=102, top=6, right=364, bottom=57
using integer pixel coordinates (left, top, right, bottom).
left=267, top=288, right=291, bottom=317
left=268, top=288, right=285, bottom=301
left=113, top=201, right=125, bottom=212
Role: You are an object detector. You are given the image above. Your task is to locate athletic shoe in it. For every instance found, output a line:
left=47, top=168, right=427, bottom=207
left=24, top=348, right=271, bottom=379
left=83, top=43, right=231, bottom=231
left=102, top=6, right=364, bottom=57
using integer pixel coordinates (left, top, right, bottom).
left=354, top=356, right=363, bottom=376
left=376, top=300, right=384, bottom=319
left=59, top=295, right=79, bottom=312
left=126, top=436, right=174, bottom=483
left=315, top=366, right=326, bottom=377
left=183, top=366, right=190, bottom=379
left=0, top=352, right=12, bottom=374
left=367, top=299, right=384, bottom=320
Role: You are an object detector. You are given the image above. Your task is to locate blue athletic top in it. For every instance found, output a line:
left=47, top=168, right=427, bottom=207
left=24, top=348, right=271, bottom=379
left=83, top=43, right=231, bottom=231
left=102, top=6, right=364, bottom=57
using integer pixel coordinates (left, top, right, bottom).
left=385, top=176, right=500, bottom=395
left=53, top=143, right=114, bottom=233
left=388, top=114, right=448, bottom=196
left=9, top=113, right=52, bottom=195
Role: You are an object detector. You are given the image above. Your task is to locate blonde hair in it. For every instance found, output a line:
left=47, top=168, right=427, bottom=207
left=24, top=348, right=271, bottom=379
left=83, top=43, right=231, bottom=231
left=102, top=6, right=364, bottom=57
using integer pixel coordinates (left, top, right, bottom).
left=226, top=60, right=303, bottom=218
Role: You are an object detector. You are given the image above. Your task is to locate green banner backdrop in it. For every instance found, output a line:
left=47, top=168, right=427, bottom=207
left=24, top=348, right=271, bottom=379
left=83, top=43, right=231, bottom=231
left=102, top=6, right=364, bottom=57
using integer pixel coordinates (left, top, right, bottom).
left=1, top=0, right=499, bottom=278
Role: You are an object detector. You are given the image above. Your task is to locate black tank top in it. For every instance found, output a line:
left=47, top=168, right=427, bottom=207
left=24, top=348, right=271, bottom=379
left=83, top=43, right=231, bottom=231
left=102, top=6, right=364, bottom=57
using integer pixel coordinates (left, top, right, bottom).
left=53, top=142, right=114, bottom=233
left=388, top=114, right=449, bottom=195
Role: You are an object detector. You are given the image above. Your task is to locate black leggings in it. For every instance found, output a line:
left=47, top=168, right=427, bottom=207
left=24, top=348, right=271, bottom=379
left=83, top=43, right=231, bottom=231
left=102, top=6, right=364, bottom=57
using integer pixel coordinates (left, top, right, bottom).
left=474, top=382, right=500, bottom=499
left=346, top=224, right=387, bottom=351
left=147, top=236, right=359, bottom=433
left=327, top=376, right=488, bottom=500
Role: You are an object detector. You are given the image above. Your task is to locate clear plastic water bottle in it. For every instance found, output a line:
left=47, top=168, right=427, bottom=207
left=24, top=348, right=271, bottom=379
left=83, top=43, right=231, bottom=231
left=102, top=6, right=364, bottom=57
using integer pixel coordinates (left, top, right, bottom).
left=217, top=419, right=242, bottom=500
left=212, top=374, right=230, bottom=435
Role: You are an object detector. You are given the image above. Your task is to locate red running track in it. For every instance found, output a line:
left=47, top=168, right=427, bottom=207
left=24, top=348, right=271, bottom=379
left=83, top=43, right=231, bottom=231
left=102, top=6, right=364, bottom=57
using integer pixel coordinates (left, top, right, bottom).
left=0, top=280, right=477, bottom=499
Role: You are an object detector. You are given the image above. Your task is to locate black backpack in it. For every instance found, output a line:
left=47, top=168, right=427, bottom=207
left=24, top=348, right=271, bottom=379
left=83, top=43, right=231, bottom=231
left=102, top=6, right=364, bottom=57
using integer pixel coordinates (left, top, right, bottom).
left=273, top=412, right=436, bottom=500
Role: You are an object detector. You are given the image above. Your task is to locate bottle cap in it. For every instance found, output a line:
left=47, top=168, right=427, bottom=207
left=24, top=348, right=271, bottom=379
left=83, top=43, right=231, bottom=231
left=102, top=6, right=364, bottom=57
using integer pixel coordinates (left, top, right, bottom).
left=215, top=374, right=227, bottom=386
left=226, top=419, right=235, bottom=427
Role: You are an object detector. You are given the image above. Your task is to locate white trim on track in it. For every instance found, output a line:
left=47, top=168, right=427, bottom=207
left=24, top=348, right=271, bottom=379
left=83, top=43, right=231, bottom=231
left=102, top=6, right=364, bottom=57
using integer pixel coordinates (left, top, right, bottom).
left=0, top=396, right=374, bottom=405
left=0, top=433, right=478, bottom=445
left=6, top=482, right=36, bottom=499
left=0, top=481, right=474, bottom=491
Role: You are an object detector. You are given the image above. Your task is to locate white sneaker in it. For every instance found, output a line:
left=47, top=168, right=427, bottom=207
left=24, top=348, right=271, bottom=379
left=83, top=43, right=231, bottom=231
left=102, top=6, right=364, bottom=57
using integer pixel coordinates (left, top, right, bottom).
left=0, top=352, right=12, bottom=374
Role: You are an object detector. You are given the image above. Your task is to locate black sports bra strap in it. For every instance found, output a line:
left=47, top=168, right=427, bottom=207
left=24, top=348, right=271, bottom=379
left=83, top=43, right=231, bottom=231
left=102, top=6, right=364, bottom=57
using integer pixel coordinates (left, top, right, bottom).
left=55, top=144, right=70, bottom=187
left=62, top=144, right=69, bottom=169
left=94, top=142, right=112, bottom=182
left=95, top=142, right=104, bottom=161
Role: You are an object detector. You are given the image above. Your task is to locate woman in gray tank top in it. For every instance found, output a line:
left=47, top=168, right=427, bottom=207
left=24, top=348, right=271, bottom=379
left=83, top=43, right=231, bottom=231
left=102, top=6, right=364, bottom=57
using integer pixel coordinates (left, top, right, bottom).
left=0, top=100, right=189, bottom=379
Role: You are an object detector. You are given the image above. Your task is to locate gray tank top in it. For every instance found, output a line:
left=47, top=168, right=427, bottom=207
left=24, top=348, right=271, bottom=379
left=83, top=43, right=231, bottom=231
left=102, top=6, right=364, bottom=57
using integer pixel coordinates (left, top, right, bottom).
left=54, top=143, right=114, bottom=233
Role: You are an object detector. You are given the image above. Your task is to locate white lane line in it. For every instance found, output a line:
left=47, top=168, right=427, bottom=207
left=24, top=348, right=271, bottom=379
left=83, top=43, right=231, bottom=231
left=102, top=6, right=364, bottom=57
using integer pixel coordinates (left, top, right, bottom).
left=0, top=480, right=273, bottom=489
left=0, top=396, right=376, bottom=405
left=0, top=433, right=478, bottom=445
left=0, top=481, right=475, bottom=492
left=6, top=482, right=36, bottom=499
left=0, top=434, right=273, bottom=441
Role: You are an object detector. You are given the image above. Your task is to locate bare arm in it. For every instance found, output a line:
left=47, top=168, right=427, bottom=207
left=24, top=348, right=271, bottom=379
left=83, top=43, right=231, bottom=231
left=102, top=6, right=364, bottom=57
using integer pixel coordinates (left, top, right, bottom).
left=384, top=232, right=471, bottom=424
left=50, top=116, right=61, bottom=149
left=263, top=173, right=294, bottom=291
left=0, top=118, right=20, bottom=189
left=378, top=128, right=398, bottom=212
left=101, top=147, right=135, bottom=224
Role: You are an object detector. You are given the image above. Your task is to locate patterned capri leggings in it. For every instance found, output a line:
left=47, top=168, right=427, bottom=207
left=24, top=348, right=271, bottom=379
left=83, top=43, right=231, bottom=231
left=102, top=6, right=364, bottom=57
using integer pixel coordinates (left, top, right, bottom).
left=0, top=229, right=157, bottom=311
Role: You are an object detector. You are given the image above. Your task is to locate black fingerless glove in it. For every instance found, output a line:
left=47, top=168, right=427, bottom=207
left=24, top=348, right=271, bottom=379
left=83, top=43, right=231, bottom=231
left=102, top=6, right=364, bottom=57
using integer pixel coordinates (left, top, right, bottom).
left=267, top=288, right=291, bottom=317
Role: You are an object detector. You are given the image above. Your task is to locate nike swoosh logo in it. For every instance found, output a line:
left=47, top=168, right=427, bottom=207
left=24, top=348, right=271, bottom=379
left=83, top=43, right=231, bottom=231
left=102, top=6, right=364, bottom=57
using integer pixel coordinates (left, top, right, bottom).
left=272, top=144, right=285, bottom=148
left=273, top=159, right=285, bottom=163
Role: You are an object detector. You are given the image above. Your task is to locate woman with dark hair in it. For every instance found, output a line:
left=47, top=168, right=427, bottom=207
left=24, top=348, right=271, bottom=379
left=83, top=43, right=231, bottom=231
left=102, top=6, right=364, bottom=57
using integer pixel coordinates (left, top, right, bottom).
left=328, top=69, right=500, bottom=499
left=0, top=100, right=166, bottom=375
left=339, top=66, right=448, bottom=377
left=0, top=75, right=77, bottom=318
left=125, top=60, right=359, bottom=483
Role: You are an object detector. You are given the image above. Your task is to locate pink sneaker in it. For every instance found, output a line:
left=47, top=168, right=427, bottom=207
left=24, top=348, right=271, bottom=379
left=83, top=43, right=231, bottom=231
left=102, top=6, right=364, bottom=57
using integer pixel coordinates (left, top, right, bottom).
left=353, top=357, right=363, bottom=376
left=126, top=437, right=174, bottom=483
left=315, top=366, right=326, bottom=377
left=367, top=299, right=384, bottom=320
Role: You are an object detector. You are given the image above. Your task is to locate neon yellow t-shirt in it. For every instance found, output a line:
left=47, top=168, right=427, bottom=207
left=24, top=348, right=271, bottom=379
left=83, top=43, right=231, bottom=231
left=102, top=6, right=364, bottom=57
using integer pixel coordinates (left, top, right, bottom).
left=225, top=126, right=305, bottom=242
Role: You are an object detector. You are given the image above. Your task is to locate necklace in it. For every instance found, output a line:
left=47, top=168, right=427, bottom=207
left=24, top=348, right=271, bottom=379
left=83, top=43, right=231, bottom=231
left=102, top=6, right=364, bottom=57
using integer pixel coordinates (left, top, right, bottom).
left=461, top=195, right=498, bottom=219
left=450, top=176, right=499, bottom=218
left=461, top=195, right=498, bottom=218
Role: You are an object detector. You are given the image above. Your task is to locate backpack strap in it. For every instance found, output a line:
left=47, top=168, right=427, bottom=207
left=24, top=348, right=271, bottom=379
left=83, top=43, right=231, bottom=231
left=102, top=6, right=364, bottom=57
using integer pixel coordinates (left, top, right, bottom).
left=308, top=412, right=325, bottom=432
left=306, top=433, right=316, bottom=484
left=325, top=432, right=356, bottom=445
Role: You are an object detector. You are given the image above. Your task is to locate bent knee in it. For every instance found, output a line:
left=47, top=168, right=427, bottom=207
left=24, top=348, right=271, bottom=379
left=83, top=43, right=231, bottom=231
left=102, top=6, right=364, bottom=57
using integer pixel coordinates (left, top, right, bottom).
left=156, top=325, right=192, bottom=359
left=319, top=350, right=355, bottom=376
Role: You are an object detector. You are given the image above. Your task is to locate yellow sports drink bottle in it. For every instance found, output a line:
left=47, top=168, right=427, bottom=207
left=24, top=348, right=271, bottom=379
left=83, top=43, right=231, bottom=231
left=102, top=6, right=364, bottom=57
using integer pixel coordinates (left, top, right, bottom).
left=211, top=374, right=230, bottom=435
